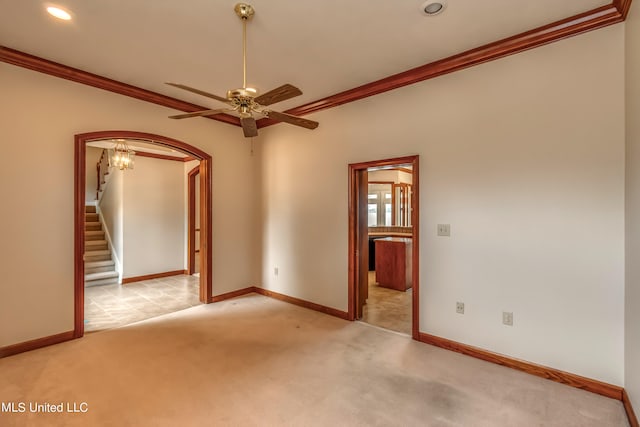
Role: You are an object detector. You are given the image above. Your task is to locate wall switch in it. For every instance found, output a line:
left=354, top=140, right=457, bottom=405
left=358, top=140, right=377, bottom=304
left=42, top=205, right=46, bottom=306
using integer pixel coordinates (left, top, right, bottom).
left=437, top=224, right=451, bottom=236
left=502, top=311, right=513, bottom=326
left=274, top=267, right=279, bottom=276
left=456, top=302, right=464, bottom=314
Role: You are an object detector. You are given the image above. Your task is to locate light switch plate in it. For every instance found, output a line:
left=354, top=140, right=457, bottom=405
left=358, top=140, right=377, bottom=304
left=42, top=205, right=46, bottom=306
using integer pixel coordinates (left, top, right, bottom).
left=502, top=311, right=513, bottom=326
left=437, top=224, right=451, bottom=236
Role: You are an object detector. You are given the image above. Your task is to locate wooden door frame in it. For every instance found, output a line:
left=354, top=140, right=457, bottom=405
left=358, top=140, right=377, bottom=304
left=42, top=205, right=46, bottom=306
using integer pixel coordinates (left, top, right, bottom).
left=348, top=155, right=420, bottom=339
left=74, top=130, right=213, bottom=338
left=187, top=165, right=200, bottom=275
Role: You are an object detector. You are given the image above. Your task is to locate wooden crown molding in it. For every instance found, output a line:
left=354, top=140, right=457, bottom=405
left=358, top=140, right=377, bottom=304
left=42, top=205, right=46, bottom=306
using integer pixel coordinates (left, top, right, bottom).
left=0, top=46, right=240, bottom=127
left=257, top=3, right=626, bottom=128
left=0, top=1, right=633, bottom=129
left=615, top=0, right=634, bottom=19
left=135, top=151, right=195, bottom=162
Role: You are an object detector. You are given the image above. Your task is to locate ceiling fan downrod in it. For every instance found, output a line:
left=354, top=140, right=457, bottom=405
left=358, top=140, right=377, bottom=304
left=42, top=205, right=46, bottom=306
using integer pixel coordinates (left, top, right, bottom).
left=234, top=3, right=255, bottom=91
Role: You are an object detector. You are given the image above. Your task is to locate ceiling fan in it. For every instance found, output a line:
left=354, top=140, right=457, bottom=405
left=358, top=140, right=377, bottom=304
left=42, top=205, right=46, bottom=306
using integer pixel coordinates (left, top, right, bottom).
left=166, top=3, right=319, bottom=138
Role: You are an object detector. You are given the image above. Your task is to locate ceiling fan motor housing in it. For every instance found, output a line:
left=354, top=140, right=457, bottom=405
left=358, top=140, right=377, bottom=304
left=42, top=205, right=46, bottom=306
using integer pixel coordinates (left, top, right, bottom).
left=227, top=87, right=258, bottom=99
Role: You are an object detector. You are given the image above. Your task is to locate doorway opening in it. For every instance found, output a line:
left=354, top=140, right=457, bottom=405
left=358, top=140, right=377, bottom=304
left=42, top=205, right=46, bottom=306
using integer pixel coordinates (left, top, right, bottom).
left=74, top=131, right=213, bottom=338
left=348, top=156, right=419, bottom=338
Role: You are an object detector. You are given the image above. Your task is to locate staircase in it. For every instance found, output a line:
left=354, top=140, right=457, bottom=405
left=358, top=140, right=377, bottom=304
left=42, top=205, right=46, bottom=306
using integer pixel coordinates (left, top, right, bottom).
left=84, top=205, right=119, bottom=286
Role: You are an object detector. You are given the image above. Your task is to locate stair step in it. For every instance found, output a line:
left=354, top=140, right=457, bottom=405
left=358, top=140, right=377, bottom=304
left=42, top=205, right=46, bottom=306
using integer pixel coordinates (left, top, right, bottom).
left=86, top=213, right=99, bottom=222
left=85, top=231, right=105, bottom=241
left=84, top=250, right=111, bottom=262
left=85, top=222, right=102, bottom=231
left=85, top=277, right=119, bottom=287
left=85, top=260, right=115, bottom=268
left=86, top=240, right=108, bottom=250
left=85, top=205, right=97, bottom=213
left=84, top=260, right=116, bottom=275
left=85, top=271, right=118, bottom=281
left=86, top=265, right=116, bottom=274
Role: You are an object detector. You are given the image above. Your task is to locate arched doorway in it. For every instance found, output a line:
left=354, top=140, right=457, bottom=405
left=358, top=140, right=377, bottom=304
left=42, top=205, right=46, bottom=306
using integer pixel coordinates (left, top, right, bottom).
left=73, top=131, right=212, bottom=337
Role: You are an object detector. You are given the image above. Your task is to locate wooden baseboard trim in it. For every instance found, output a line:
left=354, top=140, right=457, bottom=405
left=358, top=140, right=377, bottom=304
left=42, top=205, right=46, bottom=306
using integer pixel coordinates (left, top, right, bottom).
left=417, top=332, right=622, bottom=400
left=0, top=331, right=76, bottom=358
left=122, top=269, right=187, bottom=284
left=210, top=287, right=257, bottom=303
left=624, top=389, right=640, bottom=427
left=253, top=287, right=350, bottom=320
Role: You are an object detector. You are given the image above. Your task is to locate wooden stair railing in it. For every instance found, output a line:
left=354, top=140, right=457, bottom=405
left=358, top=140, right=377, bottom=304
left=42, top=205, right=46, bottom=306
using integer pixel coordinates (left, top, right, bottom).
left=96, top=149, right=110, bottom=200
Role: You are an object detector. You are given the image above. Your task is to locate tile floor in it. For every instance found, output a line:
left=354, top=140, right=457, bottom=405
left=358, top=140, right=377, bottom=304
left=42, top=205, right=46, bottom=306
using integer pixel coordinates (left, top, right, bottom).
left=361, top=271, right=412, bottom=334
left=84, top=274, right=201, bottom=332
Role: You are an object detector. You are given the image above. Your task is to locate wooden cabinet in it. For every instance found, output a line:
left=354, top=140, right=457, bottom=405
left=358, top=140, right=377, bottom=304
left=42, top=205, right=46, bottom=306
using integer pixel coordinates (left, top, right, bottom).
left=374, top=237, right=412, bottom=291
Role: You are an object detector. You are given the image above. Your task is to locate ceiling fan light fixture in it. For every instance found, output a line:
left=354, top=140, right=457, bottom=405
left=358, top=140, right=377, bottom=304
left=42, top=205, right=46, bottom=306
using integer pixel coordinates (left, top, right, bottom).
left=420, top=1, right=447, bottom=16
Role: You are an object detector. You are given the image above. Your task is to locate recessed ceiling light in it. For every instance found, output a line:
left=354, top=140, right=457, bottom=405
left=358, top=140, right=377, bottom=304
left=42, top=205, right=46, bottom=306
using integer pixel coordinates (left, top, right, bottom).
left=46, top=6, right=72, bottom=21
left=420, top=0, right=447, bottom=16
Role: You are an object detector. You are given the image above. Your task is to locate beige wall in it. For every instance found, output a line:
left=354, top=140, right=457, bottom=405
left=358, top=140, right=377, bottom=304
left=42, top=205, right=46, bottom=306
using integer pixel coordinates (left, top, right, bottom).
left=626, top=2, right=640, bottom=411
left=0, top=62, right=262, bottom=347
left=99, top=166, right=124, bottom=275
left=259, top=25, right=625, bottom=384
left=122, top=156, right=186, bottom=277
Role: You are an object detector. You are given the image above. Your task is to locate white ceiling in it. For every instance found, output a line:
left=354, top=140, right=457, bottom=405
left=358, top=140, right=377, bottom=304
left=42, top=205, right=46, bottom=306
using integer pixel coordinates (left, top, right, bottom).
left=0, top=0, right=609, bottom=114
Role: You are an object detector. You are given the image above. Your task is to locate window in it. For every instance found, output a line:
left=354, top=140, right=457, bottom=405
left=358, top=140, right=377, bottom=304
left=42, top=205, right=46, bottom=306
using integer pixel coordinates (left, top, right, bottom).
left=368, top=183, right=392, bottom=226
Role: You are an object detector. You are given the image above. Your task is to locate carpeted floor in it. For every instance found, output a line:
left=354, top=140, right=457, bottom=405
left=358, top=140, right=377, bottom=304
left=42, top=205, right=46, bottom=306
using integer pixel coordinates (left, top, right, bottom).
left=0, top=294, right=628, bottom=426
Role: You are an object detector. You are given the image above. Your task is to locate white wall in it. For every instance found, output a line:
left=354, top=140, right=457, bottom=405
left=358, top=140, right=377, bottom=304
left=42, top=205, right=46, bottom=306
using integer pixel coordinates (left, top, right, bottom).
left=626, top=2, right=640, bottom=411
left=85, top=146, right=103, bottom=203
left=99, top=167, right=124, bottom=273
left=122, top=156, right=186, bottom=277
left=0, top=62, right=262, bottom=347
left=260, top=25, right=625, bottom=385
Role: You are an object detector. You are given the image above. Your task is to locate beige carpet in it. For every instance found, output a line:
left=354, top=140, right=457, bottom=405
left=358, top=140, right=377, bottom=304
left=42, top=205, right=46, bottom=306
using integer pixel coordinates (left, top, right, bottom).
left=0, top=294, right=628, bottom=426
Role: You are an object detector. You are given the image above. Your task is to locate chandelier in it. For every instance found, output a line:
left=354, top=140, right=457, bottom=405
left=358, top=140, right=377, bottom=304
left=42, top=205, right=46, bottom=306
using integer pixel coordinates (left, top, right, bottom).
left=110, top=139, right=135, bottom=170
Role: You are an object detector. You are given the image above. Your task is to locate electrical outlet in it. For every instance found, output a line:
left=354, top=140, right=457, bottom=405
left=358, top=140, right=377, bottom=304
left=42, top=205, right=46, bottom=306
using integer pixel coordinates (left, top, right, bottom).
left=502, top=311, right=513, bottom=326
left=437, top=224, right=451, bottom=236
left=274, top=267, right=279, bottom=276
left=456, top=302, right=464, bottom=314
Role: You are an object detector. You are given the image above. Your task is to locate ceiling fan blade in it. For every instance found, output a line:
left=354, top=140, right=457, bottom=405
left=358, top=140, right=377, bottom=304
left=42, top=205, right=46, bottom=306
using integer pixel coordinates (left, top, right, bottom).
left=267, top=110, right=319, bottom=130
left=165, top=82, right=229, bottom=104
left=169, top=109, right=228, bottom=119
left=254, top=84, right=303, bottom=106
left=240, top=117, right=259, bottom=137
